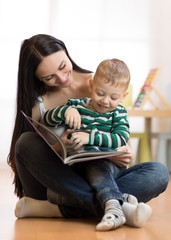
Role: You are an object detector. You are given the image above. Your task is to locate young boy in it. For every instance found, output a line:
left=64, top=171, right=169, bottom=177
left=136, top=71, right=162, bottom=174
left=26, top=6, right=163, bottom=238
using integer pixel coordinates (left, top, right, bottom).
left=44, top=59, right=140, bottom=231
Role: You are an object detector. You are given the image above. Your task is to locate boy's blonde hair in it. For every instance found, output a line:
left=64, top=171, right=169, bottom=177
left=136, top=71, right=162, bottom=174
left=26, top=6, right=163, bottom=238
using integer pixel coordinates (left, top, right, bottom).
left=94, top=58, right=130, bottom=89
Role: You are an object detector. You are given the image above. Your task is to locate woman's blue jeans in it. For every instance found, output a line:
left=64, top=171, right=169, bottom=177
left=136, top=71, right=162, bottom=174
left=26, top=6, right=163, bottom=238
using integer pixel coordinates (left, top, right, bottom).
left=15, top=132, right=169, bottom=218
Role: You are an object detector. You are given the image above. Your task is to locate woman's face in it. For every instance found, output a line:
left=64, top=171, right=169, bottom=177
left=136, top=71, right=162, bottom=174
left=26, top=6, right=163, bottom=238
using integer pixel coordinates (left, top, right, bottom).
left=35, top=50, right=73, bottom=88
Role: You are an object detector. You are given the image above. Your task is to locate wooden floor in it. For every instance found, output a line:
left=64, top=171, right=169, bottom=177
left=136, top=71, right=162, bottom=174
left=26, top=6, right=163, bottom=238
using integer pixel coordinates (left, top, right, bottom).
left=1, top=166, right=171, bottom=240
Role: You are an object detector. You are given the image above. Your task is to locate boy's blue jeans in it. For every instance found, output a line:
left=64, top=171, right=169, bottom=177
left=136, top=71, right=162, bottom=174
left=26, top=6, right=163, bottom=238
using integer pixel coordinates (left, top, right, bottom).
left=15, top=132, right=169, bottom=218
left=85, top=159, right=126, bottom=207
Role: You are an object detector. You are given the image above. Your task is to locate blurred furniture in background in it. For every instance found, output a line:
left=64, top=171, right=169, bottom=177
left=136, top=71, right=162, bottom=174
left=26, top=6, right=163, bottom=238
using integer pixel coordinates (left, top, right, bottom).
left=128, top=109, right=171, bottom=164
left=126, top=67, right=171, bottom=167
left=150, top=131, right=171, bottom=171
left=130, top=132, right=151, bottom=163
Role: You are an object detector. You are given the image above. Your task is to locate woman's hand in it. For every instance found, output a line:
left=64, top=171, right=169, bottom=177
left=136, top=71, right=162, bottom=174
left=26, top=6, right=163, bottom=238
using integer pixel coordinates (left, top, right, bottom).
left=60, top=129, right=75, bottom=153
left=107, top=144, right=134, bottom=167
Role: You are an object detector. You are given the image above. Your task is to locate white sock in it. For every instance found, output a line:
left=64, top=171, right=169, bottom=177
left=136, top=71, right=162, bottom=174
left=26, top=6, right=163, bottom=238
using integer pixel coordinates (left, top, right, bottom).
left=15, top=197, right=62, bottom=218
left=122, top=202, right=152, bottom=228
left=96, top=199, right=126, bottom=231
left=122, top=193, right=138, bottom=205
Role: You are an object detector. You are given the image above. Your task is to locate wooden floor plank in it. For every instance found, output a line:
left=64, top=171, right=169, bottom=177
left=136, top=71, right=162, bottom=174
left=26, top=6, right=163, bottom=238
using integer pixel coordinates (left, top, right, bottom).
left=0, top=167, right=171, bottom=240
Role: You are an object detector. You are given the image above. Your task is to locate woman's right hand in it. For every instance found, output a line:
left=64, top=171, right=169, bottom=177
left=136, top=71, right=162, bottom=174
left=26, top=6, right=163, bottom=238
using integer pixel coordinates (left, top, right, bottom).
left=60, top=129, right=74, bottom=144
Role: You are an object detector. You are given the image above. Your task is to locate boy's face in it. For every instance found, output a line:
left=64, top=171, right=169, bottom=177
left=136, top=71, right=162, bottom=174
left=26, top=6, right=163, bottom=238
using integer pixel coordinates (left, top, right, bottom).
left=89, top=77, right=128, bottom=114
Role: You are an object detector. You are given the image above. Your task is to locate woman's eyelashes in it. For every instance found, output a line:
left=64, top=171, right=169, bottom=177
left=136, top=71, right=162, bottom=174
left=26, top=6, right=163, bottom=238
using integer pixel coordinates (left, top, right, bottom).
left=59, top=64, right=66, bottom=71
left=44, top=75, right=54, bottom=81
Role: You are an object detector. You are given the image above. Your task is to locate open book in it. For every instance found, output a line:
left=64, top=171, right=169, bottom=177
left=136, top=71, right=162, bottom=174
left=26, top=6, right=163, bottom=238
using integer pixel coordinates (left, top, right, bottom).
left=21, top=111, right=128, bottom=164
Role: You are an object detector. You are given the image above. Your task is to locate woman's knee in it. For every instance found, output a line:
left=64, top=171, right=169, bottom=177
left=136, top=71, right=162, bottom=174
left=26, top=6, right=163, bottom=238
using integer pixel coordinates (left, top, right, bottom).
left=147, top=161, right=169, bottom=191
left=15, top=132, right=36, bottom=155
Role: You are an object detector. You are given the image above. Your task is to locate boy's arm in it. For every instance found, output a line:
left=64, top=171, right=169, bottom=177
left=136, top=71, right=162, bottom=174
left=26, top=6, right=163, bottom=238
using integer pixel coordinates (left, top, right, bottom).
left=70, top=118, right=130, bottom=150
left=89, top=121, right=130, bottom=148
left=70, top=107, right=130, bottom=150
left=44, top=104, right=71, bottom=127
left=44, top=99, right=82, bottom=129
left=89, top=108, right=130, bottom=148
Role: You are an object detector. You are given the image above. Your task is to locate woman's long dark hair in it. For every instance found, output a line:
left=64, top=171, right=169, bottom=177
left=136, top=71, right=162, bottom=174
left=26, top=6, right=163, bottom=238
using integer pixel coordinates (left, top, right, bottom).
left=8, top=34, right=92, bottom=198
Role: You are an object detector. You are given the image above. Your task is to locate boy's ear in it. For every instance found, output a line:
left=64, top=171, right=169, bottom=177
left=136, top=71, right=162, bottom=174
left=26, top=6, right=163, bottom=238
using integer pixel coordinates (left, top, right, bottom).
left=120, top=91, right=129, bottom=103
left=89, top=78, right=93, bottom=92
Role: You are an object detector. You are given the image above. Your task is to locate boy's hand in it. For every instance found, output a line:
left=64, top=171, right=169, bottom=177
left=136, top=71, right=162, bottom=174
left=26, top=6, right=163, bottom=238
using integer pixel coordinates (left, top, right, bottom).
left=65, top=108, right=81, bottom=129
left=70, top=132, right=89, bottom=150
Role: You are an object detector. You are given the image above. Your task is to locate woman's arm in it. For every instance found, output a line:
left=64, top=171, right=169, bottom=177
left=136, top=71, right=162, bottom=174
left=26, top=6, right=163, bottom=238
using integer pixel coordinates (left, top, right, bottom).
left=32, top=103, right=41, bottom=121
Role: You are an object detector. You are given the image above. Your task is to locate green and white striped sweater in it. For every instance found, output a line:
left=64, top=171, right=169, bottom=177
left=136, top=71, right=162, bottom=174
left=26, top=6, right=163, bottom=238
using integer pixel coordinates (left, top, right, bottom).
left=44, top=98, right=130, bottom=149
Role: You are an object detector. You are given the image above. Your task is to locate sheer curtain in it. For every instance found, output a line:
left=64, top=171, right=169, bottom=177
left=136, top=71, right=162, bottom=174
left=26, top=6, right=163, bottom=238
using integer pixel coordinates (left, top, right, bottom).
left=0, top=0, right=170, bottom=164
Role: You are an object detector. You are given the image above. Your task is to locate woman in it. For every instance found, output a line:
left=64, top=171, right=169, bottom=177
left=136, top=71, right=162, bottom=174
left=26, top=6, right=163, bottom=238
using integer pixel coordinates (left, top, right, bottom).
left=8, top=34, right=169, bottom=229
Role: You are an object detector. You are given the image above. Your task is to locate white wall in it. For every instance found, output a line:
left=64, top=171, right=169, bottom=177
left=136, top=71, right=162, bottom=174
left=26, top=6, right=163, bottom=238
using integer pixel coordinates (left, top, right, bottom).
left=0, top=0, right=171, bottom=164
left=0, top=0, right=50, bottom=165
left=149, top=0, right=171, bottom=132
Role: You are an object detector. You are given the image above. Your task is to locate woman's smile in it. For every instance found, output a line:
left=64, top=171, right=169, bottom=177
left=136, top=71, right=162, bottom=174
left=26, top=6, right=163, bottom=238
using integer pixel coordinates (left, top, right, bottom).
left=58, top=72, right=71, bottom=86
